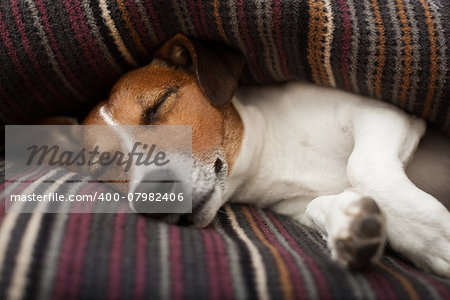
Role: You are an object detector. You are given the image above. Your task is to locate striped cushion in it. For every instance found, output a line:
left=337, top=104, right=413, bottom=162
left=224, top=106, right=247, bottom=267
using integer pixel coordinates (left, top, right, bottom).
left=1, top=162, right=450, bottom=299
left=0, top=1, right=450, bottom=134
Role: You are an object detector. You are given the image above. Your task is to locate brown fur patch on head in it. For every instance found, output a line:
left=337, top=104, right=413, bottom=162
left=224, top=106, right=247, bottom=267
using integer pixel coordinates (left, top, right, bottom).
left=83, top=59, right=244, bottom=173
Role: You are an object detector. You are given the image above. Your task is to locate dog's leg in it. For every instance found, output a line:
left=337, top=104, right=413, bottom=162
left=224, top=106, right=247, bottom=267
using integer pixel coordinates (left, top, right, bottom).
left=304, top=189, right=386, bottom=269
left=346, top=107, right=450, bottom=277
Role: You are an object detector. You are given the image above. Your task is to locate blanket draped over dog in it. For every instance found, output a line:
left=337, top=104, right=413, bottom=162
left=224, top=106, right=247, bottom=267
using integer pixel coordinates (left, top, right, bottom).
left=1, top=1, right=450, bottom=299
left=0, top=0, right=449, bottom=135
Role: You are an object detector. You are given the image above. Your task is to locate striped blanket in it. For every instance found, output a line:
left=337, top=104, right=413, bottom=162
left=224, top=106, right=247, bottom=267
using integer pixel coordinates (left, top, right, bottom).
left=1, top=163, right=450, bottom=299
left=0, top=0, right=450, bottom=135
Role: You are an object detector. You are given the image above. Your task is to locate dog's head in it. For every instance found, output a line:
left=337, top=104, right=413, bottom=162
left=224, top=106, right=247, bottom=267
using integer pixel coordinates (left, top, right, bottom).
left=82, top=34, right=245, bottom=227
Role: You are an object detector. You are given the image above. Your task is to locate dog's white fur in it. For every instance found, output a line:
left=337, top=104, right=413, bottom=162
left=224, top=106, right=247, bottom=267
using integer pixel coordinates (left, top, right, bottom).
left=224, top=82, right=450, bottom=277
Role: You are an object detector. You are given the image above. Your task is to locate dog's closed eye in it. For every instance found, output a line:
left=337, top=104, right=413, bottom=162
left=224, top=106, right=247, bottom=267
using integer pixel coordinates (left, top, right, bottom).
left=142, top=87, right=179, bottom=124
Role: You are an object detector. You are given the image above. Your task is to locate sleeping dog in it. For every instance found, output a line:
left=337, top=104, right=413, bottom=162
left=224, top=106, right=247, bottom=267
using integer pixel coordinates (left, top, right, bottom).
left=80, top=34, right=450, bottom=277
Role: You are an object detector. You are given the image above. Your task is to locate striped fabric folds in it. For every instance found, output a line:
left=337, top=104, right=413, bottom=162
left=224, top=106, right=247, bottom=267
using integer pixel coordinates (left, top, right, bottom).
left=0, top=0, right=450, bottom=134
left=1, top=162, right=450, bottom=299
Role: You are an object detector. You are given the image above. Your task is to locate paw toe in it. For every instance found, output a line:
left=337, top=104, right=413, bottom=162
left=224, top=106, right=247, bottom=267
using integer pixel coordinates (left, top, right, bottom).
left=333, top=197, right=386, bottom=269
left=353, top=215, right=382, bottom=239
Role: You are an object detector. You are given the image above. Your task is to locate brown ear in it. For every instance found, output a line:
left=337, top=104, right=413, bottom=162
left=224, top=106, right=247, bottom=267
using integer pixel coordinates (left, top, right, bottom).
left=155, top=34, right=245, bottom=107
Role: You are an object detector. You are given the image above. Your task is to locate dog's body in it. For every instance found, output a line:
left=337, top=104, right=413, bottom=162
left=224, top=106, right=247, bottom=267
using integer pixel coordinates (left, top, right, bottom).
left=226, top=82, right=450, bottom=274
left=227, top=82, right=450, bottom=211
left=79, top=34, right=450, bottom=277
left=226, top=82, right=425, bottom=207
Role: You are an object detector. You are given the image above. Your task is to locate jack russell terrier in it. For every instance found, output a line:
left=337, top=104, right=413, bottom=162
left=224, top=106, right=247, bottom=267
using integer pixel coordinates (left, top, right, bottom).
left=78, top=34, right=450, bottom=277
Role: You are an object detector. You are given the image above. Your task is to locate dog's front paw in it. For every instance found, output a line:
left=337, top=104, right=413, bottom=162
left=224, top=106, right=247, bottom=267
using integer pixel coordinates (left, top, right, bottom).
left=390, top=209, right=450, bottom=278
left=328, top=197, right=386, bottom=270
left=420, top=249, right=450, bottom=279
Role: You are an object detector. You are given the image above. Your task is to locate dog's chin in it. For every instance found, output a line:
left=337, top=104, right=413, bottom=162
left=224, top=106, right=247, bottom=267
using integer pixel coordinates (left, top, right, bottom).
left=149, top=186, right=224, bottom=228
left=186, top=186, right=224, bottom=228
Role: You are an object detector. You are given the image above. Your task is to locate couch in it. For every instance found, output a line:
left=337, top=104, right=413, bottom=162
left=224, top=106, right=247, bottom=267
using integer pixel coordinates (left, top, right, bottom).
left=1, top=1, right=450, bottom=299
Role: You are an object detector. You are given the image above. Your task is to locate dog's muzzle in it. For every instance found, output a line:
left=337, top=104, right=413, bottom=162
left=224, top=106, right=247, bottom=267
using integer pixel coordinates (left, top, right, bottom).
left=129, top=153, right=227, bottom=227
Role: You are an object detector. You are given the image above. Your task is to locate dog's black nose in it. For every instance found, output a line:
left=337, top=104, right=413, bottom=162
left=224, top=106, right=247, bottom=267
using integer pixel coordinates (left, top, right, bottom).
left=132, top=169, right=176, bottom=213
left=214, top=158, right=223, bottom=175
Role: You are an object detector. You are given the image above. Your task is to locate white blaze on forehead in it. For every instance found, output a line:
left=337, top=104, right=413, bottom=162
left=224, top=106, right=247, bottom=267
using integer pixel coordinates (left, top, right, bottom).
left=99, top=105, right=118, bottom=125
left=98, top=105, right=134, bottom=151
left=98, top=105, right=159, bottom=185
